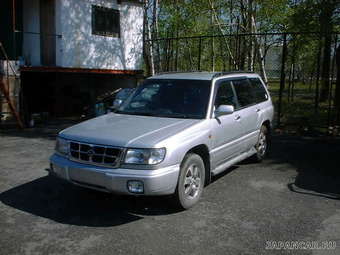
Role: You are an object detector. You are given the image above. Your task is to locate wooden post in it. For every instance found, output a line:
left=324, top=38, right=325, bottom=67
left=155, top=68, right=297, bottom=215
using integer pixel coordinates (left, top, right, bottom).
left=0, top=76, right=24, bottom=128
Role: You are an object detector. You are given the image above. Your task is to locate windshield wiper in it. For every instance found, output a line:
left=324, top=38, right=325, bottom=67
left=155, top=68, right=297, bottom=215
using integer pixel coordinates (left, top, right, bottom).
left=159, top=113, right=194, bottom=119
left=116, top=111, right=156, bottom=116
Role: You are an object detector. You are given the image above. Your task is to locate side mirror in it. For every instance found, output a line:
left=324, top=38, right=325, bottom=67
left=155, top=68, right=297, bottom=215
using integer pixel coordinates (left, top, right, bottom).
left=113, top=99, right=123, bottom=109
left=107, top=99, right=123, bottom=113
left=215, top=105, right=234, bottom=117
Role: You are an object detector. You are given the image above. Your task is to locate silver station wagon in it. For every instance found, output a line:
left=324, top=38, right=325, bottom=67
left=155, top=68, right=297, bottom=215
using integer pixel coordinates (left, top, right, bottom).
left=50, top=72, right=274, bottom=209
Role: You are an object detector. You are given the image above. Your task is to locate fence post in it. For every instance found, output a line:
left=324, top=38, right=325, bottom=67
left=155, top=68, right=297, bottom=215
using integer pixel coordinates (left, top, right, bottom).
left=175, top=38, right=178, bottom=71
left=335, top=42, right=340, bottom=125
left=314, top=39, right=322, bottom=114
left=327, top=34, right=338, bottom=127
left=277, top=33, right=287, bottom=127
left=166, top=39, right=171, bottom=71
left=198, top=37, right=202, bottom=71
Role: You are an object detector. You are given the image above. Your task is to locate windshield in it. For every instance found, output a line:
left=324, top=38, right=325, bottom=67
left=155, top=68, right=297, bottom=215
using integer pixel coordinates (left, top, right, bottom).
left=117, top=79, right=211, bottom=119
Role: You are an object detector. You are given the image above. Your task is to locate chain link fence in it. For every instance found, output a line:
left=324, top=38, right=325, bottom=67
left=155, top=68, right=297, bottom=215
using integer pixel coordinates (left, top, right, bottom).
left=147, top=32, right=340, bottom=134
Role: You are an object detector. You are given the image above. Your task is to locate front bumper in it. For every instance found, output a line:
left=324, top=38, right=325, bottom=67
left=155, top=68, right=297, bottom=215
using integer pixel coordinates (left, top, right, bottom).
left=49, top=154, right=180, bottom=195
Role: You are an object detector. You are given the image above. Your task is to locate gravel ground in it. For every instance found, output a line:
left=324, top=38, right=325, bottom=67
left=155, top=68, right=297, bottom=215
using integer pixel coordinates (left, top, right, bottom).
left=1, top=126, right=340, bottom=255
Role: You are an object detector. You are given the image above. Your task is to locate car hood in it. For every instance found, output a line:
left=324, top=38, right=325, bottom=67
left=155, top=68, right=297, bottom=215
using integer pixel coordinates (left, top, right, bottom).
left=59, top=113, right=201, bottom=148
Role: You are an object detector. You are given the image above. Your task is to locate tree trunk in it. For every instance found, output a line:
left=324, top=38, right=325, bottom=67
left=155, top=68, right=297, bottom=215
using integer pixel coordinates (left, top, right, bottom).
left=211, top=5, right=215, bottom=72
left=208, top=0, right=237, bottom=69
left=251, top=15, right=268, bottom=84
left=142, top=0, right=152, bottom=76
left=239, top=0, right=247, bottom=70
left=147, top=1, right=155, bottom=75
left=247, top=0, right=254, bottom=71
left=152, top=0, right=160, bottom=73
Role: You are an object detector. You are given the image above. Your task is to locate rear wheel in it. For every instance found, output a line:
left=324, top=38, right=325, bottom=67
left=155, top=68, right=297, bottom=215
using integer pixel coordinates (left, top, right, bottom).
left=173, top=153, right=205, bottom=209
left=252, top=125, right=269, bottom=162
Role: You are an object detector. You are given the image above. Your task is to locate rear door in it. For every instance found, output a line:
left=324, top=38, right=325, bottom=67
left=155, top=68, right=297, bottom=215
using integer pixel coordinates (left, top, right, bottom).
left=231, top=79, right=258, bottom=150
left=247, top=77, right=271, bottom=148
left=232, top=78, right=267, bottom=151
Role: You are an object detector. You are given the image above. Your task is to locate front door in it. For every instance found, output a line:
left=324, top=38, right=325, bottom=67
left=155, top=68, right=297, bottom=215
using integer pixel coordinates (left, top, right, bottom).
left=210, top=79, right=245, bottom=168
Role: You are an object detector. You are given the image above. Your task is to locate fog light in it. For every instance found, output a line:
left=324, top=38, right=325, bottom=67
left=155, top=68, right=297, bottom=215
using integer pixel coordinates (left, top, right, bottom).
left=127, top=181, right=144, bottom=194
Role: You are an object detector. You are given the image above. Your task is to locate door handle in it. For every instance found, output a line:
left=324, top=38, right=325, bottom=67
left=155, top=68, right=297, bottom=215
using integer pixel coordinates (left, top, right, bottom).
left=234, top=115, right=241, bottom=121
left=256, top=108, right=261, bottom=113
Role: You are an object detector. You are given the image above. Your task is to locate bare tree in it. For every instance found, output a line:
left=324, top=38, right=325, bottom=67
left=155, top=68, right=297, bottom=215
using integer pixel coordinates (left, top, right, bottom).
left=208, top=0, right=238, bottom=69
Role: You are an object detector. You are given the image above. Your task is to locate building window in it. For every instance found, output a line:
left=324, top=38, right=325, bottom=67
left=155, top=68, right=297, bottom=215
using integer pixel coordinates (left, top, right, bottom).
left=92, top=5, right=120, bottom=37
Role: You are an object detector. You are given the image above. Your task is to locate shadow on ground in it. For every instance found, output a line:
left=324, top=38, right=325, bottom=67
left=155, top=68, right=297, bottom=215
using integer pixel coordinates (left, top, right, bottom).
left=0, top=175, right=180, bottom=227
left=269, top=135, right=340, bottom=199
left=1, top=133, right=339, bottom=228
left=0, top=119, right=80, bottom=140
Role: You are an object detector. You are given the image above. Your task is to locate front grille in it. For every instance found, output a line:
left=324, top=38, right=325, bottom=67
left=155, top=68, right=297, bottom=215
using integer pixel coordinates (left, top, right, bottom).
left=69, top=141, right=122, bottom=167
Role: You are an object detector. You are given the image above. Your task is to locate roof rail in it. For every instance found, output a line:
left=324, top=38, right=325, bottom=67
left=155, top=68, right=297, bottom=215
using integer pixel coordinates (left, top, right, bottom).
left=154, top=70, right=255, bottom=79
left=155, top=70, right=206, bottom=75
left=212, top=71, right=255, bottom=79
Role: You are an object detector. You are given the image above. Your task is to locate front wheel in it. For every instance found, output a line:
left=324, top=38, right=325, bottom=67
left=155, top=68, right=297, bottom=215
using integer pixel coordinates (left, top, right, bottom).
left=173, top=153, right=205, bottom=209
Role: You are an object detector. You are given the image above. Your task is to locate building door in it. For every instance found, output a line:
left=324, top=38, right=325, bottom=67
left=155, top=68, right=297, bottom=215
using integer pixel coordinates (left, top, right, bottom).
left=40, top=0, right=55, bottom=66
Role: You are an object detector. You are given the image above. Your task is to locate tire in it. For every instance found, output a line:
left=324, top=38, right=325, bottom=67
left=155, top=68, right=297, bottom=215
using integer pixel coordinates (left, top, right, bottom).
left=173, top=153, right=205, bottom=210
left=252, top=125, right=269, bottom=162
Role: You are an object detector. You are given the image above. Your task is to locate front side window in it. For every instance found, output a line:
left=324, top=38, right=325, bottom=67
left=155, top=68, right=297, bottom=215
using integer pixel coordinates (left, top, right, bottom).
left=232, top=79, right=256, bottom=108
left=117, top=79, right=211, bottom=119
left=215, top=80, right=237, bottom=108
left=92, top=5, right=120, bottom=37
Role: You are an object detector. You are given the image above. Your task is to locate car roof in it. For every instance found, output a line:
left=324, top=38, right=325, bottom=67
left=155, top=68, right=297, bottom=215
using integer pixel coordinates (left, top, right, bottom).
left=148, top=71, right=259, bottom=81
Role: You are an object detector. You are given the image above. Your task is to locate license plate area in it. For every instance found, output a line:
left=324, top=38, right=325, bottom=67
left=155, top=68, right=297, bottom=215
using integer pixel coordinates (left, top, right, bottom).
left=69, top=167, right=107, bottom=188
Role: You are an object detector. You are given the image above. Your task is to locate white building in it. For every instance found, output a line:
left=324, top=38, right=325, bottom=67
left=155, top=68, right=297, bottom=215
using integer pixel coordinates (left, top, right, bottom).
left=0, top=0, right=144, bottom=125
left=22, top=0, right=143, bottom=70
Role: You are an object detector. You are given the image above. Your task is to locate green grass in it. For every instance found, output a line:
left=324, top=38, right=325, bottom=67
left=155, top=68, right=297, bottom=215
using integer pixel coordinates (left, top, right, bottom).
left=268, top=80, right=335, bottom=133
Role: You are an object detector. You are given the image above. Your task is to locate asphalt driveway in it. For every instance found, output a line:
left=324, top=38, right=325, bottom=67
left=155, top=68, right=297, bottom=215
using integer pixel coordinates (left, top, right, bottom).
left=1, top=126, right=340, bottom=255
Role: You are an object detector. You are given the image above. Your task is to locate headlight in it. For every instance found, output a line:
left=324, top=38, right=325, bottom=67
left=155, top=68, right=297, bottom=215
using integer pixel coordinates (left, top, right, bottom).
left=55, top=137, right=69, bottom=156
left=124, top=148, right=166, bottom=165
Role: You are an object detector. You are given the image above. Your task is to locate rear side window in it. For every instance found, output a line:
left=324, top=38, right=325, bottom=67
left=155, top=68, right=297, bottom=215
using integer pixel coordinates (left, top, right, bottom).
left=249, top=78, right=268, bottom=103
left=232, top=79, right=255, bottom=108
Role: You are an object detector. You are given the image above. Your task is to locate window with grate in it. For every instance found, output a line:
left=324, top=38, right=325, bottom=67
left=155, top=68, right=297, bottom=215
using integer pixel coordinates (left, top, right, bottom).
left=92, top=5, right=120, bottom=37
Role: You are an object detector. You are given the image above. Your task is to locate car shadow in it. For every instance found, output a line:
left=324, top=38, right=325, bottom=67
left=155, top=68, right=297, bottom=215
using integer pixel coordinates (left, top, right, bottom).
left=0, top=175, right=181, bottom=227
left=269, top=135, right=340, bottom=199
left=209, top=134, right=340, bottom=200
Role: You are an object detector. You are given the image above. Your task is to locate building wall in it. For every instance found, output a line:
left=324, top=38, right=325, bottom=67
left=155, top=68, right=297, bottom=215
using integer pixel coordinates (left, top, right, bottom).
left=22, top=0, right=143, bottom=70
left=22, top=0, right=41, bottom=66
